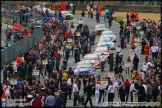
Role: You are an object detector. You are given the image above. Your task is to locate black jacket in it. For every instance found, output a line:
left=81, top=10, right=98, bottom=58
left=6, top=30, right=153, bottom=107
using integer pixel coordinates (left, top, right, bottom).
left=152, top=86, right=159, bottom=96
left=86, top=84, right=92, bottom=96
left=138, top=85, right=145, bottom=102
left=46, top=63, right=54, bottom=72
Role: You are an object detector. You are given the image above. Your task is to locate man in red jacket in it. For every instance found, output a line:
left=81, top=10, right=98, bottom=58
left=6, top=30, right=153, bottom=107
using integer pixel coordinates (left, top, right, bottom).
left=124, top=79, right=131, bottom=102
left=30, top=94, right=44, bottom=107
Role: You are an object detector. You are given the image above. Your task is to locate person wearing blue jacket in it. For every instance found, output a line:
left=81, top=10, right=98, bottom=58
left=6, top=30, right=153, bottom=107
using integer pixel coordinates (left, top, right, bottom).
left=65, top=48, right=70, bottom=61
left=13, top=29, right=18, bottom=42
left=3, top=67, right=8, bottom=84
left=55, top=92, right=64, bottom=107
left=17, top=63, right=23, bottom=80
left=96, top=11, right=100, bottom=23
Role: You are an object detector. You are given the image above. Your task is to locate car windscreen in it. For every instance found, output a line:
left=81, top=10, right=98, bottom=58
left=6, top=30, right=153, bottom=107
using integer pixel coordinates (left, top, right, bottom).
left=77, top=63, right=92, bottom=68
left=102, top=31, right=113, bottom=35
left=100, top=38, right=112, bottom=42
left=96, top=24, right=106, bottom=28
left=95, top=48, right=108, bottom=53
left=84, top=56, right=98, bottom=60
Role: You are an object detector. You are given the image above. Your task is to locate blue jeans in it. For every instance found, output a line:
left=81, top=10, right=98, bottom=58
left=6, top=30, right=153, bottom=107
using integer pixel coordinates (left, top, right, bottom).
left=146, top=94, right=152, bottom=102
left=3, top=78, right=7, bottom=84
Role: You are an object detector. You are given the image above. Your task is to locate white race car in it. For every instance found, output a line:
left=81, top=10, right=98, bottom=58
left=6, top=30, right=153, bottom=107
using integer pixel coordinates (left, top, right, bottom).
left=97, top=37, right=115, bottom=49
left=101, top=30, right=116, bottom=42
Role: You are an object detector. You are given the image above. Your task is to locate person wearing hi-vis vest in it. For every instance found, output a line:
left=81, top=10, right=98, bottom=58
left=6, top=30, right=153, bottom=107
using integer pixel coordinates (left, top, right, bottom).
left=95, top=82, right=100, bottom=107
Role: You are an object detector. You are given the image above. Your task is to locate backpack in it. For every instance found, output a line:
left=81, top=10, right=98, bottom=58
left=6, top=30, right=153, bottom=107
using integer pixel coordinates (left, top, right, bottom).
left=32, top=98, right=42, bottom=108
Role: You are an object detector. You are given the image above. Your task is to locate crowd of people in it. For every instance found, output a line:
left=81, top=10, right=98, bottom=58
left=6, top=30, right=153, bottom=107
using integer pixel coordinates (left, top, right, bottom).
left=1, top=5, right=162, bottom=108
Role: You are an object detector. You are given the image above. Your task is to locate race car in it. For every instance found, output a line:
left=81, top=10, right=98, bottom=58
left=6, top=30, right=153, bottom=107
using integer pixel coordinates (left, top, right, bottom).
left=61, top=11, right=74, bottom=20
left=101, top=30, right=116, bottom=42
left=97, top=37, right=115, bottom=49
left=94, top=47, right=110, bottom=58
left=93, top=24, right=108, bottom=35
left=73, top=61, right=95, bottom=77
left=82, top=54, right=100, bottom=68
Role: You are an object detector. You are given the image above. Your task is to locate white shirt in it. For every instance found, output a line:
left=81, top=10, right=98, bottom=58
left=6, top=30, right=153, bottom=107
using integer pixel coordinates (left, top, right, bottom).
left=100, top=55, right=106, bottom=62
left=78, top=20, right=84, bottom=24
left=147, top=62, right=153, bottom=67
left=116, top=47, right=121, bottom=53
left=67, top=78, right=72, bottom=85
left=142, top=64, right=148, bottom=71
left=158, top=86, right=161, bottom=94
left=151, top=46, right=157, bottom=52
left=108, top=85, right=115, bottom=93
left=140, top=72, right=145, bottom=79
left=3, top=86, right=11, bottom=94
left=95, top=84, right=100, bottom=94
left=155, top=46, right=159, bottom=51
left=130, top=84, right=133, bottom=92
left=73, top=83, right=79, bottom=92
left=143, top=84, right=147, bottom=93
left=129, top=49, right=135, bottom=61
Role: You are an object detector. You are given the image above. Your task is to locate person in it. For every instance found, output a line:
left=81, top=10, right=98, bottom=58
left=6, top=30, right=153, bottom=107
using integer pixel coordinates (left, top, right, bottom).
left=58, top=90, right=66, bottom=107
left=138, top=82, right=145, bottom=105
left=120, top=32, right=125, bottom=49
left=144, top=43, right=150, bottom=57
left=126, top=13, right=129, bottom=26
left=132, top=80, right=139, bottom=102
left=3, top=83, right=12, bottom=99
left=60, top=82, right=69, bottom=105
left=150, top=44, right=158, bottom=61
left=81, top=10, right=85, bottom=17
left=96, top=11, right=100, bottom=23
left=74, top=46, right=80, bottom=63
left=95, top=82, right=100, bottom=107
left=152, top=82, right=159, bottom=103
left=130, top=80, right=134, bottom=102
left=108, top=53, right=114, bottom=71
left=119, top=83, right=126, bottom=102
left=30, top=94, right=44, bottom=107
left=116, top=45, right=121, bottom=53
left=73, top=81, right=79, bottom=106
left=108, top=15, right=113, bottom=28
left=45, top=91, right=55, bottom=108
left=105, top=82, right=115, bottom=107
left=78, top=19, right=84, bottom=31
left=67, top=67, right=74, bottom=84
left=3, top=67, right=8, bottom=84
left=67, top=77, right=72, bottom=99
left=126, top=27, right=130, bottom=43
left=99, top=81, right=106, bottom=103
left=62, top=58, right=68, bottom=70
left=7, top=63, right=14, bottom=77
left=84, top=83, right=93, bottom=107
left=141, top=38, right=146, bottom=55
left=45, top=60, right=54, bottom=79
left=124, top=79, right=131, bottom=102
left=146, top=81, right=152, bottom=103
left=65, top=48, right=70, bottom=61
left=100, top=53, right=106, bottom=71
left=133, top=54, right=139, bottom=70
left=55, top=92, right=64, bottom=107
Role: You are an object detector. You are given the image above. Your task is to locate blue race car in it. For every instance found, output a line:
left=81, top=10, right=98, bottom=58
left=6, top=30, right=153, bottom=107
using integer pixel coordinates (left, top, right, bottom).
left=73, top=61, right=95, bottom=78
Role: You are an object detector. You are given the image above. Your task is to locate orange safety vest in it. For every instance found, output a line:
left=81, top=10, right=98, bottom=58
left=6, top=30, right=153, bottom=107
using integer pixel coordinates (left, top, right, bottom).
left=51, top=4, right=55, bottom=10
left=144, top=44, right=150, bottom=56
left=17, top=4, right=20, bottom=9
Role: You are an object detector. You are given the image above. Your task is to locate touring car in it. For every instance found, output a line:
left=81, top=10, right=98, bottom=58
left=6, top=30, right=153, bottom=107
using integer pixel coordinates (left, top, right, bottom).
left=82, top=54, right=100, bottom=68
left=94, top=47, right=110, bottom=58
left=61, top=11, right=74, bottom=20
left=97, top=37, right=115, bottom=49
left=93, top=24, right=108, bottom=35
left=101, top=30, right=116, bottom=42
left=73, top=61, right=95, bottom=78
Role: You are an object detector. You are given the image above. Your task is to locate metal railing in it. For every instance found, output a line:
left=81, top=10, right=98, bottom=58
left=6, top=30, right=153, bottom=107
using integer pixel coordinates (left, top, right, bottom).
left=1, top=27, right=43, bottom=68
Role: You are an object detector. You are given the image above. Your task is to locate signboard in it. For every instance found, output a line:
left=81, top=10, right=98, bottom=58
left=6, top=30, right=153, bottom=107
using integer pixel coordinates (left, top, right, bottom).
left=108, top=71, right=114, bottom=77
left=139, top=30, right=144, bottom=35
left=129, top=51, right=135, bottom=55
left=10, top=78, right=17, bottom=85
left=66, top=44, right=72, bottom=49
left=76, top=32, right=80, bottom=36
left=73, top=18, right=76, bottom=21
left=101, top=79, right=108, bottom=87
left=71, top=28, right=75, bottom=32
left=132, top=22, right=135, bottom=26
left=125, top=62, right=131, bottom=67
left=70, top=3, right=73, bottom=6
left=67, top=38, right=72, bottom=43
left=58, top=50, right=63, bottom=55
left=42, top=60, right=48, bottom=65
left=136, top=43, right=142, bottom=49
left=136, top=26, right=141, bottom=30
left=33, top=70, right=39, bottom=76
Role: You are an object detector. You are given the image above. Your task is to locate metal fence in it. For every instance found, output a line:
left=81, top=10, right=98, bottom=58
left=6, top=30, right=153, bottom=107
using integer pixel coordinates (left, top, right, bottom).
left=1, top=27, right=43, bottom=68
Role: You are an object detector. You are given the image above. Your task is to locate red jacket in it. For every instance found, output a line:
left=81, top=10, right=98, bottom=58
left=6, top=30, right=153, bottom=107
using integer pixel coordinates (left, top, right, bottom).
left=54, top=51, right=58, bottom=56
left=124, top=81, right=131, bottom=87
left=32, top=98, right=42, bottom=108
left=65, top=31, right=69, bottom=38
